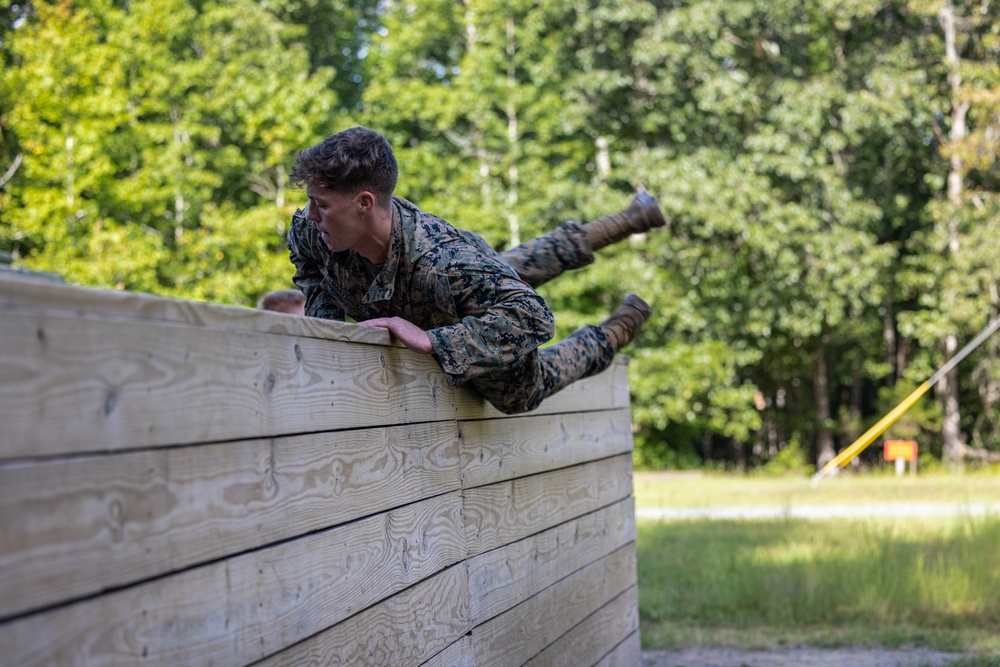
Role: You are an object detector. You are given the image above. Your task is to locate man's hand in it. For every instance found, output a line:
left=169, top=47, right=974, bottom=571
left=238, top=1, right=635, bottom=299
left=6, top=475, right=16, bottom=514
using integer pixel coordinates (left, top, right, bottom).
left=359, top=316, right=434, bottom=355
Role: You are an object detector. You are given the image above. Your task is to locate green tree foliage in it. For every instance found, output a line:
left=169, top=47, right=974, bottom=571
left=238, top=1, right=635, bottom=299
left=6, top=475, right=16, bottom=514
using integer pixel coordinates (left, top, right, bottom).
left=2, top=0, right=336, bottom=303
left=3, top=0, right=998, bottom=469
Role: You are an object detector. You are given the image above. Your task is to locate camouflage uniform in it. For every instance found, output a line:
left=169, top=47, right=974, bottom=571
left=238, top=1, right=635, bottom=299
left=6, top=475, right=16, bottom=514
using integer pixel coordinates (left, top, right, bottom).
left=288, top=195, right=616, bottom=414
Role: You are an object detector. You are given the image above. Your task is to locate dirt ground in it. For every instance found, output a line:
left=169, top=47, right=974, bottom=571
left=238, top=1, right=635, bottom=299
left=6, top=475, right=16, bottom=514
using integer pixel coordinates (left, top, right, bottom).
left=641, top=647, right=975, bottom=666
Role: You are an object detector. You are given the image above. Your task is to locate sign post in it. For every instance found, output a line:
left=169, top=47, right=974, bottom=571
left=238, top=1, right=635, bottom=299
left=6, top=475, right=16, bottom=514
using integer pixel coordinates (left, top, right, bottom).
left=883, top=439, right=918, bottom=477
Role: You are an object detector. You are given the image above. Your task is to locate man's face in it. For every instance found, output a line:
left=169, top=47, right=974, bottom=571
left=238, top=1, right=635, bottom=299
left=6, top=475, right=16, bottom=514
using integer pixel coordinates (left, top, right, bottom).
left=305, top=184, right=364, bottom=253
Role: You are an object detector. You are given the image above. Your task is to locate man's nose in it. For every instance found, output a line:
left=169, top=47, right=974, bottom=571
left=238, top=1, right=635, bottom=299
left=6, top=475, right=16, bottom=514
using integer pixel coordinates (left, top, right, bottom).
left=303, top=202, right=317, bottom=221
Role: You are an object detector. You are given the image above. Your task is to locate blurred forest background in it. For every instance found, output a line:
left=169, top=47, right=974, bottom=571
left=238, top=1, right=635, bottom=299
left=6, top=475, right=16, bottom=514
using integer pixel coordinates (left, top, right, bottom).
left=2, top=0, right=999, bottom=471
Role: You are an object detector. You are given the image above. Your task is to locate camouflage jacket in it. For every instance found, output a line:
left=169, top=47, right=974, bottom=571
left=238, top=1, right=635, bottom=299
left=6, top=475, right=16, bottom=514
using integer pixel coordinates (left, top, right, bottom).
left=287, top=196, right=555, bottom=384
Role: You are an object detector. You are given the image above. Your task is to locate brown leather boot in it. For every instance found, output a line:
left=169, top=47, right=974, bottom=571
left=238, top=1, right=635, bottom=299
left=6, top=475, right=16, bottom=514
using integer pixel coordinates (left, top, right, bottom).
left=600, top=294, right=652, bottom=351
left=584, top=191, right=666, bottom=250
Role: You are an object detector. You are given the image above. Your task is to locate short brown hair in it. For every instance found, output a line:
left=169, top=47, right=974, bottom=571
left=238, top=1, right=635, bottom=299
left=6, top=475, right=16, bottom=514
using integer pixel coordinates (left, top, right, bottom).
left=290, top=126, right=398, bottom=206
left=258, top=289, right=305, bottom=314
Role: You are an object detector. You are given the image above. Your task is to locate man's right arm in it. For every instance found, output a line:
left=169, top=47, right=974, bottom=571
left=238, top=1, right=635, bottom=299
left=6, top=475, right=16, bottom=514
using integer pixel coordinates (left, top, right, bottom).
left=287, top=210, right=346, bottom=320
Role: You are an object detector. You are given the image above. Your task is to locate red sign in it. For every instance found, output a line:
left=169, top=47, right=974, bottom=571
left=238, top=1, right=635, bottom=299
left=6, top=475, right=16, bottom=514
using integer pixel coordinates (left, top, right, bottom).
left=884, top=440, right=918, bottom=461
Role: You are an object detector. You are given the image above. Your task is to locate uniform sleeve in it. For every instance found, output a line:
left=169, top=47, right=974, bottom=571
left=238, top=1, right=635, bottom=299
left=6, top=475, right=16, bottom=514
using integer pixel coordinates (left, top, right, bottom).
left=287, top=211, right=346, bottom=321
left=425, top=258, right=555, bottom=383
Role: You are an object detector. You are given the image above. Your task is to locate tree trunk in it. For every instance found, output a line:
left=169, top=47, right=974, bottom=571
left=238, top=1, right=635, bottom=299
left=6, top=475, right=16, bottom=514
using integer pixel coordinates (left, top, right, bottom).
left=731, top=438, right=746, bottom=472
left=883, top=298, right=897, bottom=386
left=938, top=0, right=968, bottom=468
left=814, top=337, right=836, bottom=468
left=701, top=430, right=714, bottom=463
left=940, top=334, right=964, bottom=469
left=595, top=136, right=610, bottom=181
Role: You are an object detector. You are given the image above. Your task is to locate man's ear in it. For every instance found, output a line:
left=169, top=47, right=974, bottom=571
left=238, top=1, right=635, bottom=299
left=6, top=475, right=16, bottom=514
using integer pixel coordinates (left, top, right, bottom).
left=357, top=190, right=376, bottom=212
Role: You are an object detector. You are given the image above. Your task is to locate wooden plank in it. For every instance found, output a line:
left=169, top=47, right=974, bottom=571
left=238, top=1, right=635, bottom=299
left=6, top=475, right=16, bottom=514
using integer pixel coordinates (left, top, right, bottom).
left=0, top=272, right=394, bottom=346
left=593, top=631, right=642, bottom=667
left=0, top=421, right=461, bottom=620
left=0, top=311, right=455, bottom=459
left=0, top=275, right=628, bottom=427
left=254, top=563, right=470, bottom=667
left=460, top=408, right=633, bottom=488
left=522, top=585, right=639, bottom=667
left=0, top=493, right=466, bottom=667
left=469, top=544, right=637, bottom=667
left=468, top=499, right=636, bottom=625
left=420, top=635, right=475, bottom=667
left=463, top=453, right=634, bottom=558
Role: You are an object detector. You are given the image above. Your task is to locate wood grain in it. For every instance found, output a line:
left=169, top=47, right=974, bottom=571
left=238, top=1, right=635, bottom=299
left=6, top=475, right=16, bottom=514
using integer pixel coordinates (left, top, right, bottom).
left=0, top=311, right=455, bottom=459
left=0, top=275, right=641, bottom=667
left=463, top=453, right=634, bottom=557
left=460, top=408, right=633, bottom=488
left=593, top=631, right=642, bottom=667
left=0, top=493, right=466, bottom=667
left=0, top=273, right=394, bottom=345
left=0, top=421, right=461, bottom=620
left=1, top=314, right=629, bottom=460
left=468, top=499, right=635, bottom=625
left=522, top=586, right=639, bottom=667
left=468, top=545, right=637, bottom=667
left=254, top=563, right=470, bottom=667
left=420, top=635, right=475, bottom=667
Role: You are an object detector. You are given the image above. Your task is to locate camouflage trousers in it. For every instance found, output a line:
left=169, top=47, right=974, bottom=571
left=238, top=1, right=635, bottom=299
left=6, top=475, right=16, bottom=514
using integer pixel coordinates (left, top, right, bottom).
left=471, top=221, right=617, bottom=414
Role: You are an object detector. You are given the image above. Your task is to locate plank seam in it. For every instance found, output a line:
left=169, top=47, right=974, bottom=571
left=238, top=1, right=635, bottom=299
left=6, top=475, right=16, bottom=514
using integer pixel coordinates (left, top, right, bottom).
left=0, top=487, right=466, bottom=626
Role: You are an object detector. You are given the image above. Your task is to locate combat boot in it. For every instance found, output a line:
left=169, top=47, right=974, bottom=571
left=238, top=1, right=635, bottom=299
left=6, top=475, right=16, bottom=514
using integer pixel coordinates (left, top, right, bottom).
left=600, top=294, right=652, bottom=351
left=584, top=191, right=666, bottom=251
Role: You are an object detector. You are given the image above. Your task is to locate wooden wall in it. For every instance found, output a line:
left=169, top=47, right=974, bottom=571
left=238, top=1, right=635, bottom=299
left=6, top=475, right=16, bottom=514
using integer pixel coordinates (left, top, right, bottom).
left=0, top=272, right=640, bottom=666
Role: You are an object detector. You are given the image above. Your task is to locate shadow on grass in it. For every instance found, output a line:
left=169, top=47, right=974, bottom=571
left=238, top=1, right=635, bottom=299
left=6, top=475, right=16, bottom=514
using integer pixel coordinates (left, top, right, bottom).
left=637, top=515, right=1000, bottom=653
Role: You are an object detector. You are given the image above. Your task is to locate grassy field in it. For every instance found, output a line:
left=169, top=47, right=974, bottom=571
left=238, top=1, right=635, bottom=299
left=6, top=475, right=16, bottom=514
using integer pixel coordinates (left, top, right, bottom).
left=634, top=472, right=1000, bottom=657
left=634, top=469, right=1000, bottom=509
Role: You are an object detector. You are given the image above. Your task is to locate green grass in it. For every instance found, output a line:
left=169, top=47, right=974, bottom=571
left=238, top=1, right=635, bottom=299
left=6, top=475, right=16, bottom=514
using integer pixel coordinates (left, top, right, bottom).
left=634, top=470, right=1000, bottom=509
left=634, top=473, right=1000, bottom=657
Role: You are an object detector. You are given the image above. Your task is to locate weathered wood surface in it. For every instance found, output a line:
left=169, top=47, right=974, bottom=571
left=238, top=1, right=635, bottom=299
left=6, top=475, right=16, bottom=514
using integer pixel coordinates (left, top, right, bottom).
left=0, top=272, right=393, bottom=345
left=467, top=498, right=636, bottom=626
left=522, top=586, right=640, bottom=667
left=0, top=310, right=455, bottom=459
left=0, top=313, right=628, bottom=460
left=421, top=636, right=476, bottom=667
left=0, top=422, right=463, bottom=620
left=0, top=274, right=640, bottom=666
left=459, top=408, right=633, bottom=488
left=592, top=631, right=643, bottom=667
left=254, top=564, right=470, bottom=667
left=463, top=545, right=637, bottom=667
left=463, top=454, right=633, bottom=557
left=1, top=493, right=467, bottom=667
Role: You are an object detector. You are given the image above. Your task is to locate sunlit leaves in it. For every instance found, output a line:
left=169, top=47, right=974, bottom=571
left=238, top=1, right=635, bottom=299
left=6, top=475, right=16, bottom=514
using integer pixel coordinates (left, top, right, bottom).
left=4, top=0, right=337, bottom=304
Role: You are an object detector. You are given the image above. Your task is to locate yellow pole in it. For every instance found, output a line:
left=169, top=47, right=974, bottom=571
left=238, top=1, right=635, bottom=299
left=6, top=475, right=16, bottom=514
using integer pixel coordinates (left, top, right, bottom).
left=811, top=381, right=930, bottom=485
left=810, top=313, right=1000, bottom=486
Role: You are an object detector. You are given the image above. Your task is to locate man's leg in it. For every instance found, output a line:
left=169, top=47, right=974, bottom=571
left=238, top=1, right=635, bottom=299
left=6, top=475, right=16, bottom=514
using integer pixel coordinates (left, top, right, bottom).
left=471, top=294, right=651, bottom=414
left=469, top=325, right=614, bottom=414
left=583, top=191, right=665, bottom=251
left=501, top=192, right=666, bottom=288
left=533, top=294, right=653, bottom=403
left=532, top=325, right=617, bottom=405
left=500, top=221, right=594, bottom=288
